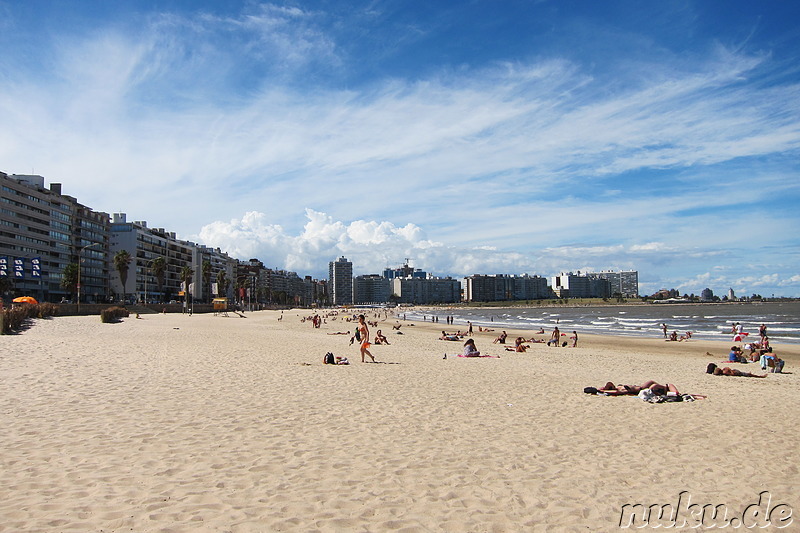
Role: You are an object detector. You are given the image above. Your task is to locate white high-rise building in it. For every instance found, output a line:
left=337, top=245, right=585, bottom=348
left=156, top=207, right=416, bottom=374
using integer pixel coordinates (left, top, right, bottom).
left=328, top=256, right=353, bottom=305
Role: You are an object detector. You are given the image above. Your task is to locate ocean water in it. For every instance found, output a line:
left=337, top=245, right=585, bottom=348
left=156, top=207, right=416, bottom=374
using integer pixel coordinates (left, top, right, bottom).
left=405, top=302, right=800, bottom=345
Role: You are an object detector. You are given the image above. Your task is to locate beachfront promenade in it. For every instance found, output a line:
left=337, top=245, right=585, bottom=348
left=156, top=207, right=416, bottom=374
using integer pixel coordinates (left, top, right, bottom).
left=1, top=311, right=797, bottom=531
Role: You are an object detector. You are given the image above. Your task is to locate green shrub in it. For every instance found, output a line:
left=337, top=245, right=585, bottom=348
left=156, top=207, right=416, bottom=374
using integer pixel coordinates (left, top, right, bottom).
left=100, top=306, right=130, bottom=323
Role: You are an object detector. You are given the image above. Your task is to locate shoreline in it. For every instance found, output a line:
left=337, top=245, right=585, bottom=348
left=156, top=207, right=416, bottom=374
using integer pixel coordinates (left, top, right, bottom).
left=2, top=311, right=797, bottom=531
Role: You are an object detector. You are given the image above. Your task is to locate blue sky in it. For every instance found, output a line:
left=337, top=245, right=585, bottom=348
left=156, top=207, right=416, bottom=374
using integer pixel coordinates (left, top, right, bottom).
left=1, top=1, right=799, bottom=297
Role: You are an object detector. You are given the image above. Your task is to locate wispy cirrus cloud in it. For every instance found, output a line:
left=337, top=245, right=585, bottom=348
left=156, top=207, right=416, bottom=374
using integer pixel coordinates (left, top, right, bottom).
left=1, top=3, right=798, bottom=296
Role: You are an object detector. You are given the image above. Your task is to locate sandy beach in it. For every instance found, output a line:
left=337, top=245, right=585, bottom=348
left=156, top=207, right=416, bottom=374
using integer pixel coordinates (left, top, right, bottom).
left=1, top=310, right=798, bottom=532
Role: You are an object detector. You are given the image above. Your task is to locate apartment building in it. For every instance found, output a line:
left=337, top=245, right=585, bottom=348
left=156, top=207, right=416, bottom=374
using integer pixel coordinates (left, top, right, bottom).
left=392, top=276, right=461, bottom=304
left=1, top=173, right=109, bottom=303
left=464, top=274, right=550, bottom=302
left=354, top=274, right=391, bottom=304
left=110, top=213, right=196, bottom=303
left=585, top=270, right=639, bottom=298
left=328, top=256, right=353, bottom=305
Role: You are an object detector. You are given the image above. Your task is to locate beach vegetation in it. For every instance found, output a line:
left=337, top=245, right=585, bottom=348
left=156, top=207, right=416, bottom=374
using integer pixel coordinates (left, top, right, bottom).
left=0, top=276, right=14, bottom=298
left=60, top=262, right=79, bottom=299
left=2, top=302, right=58, bottom=334
left=100, top=306, right=130, bottom=323
left=216, top=270, right=229, bottom=297
left=201, top=260, right=211, bottom=302
left=113, top=250, right=132, bottom=303
left=181, top=265, right=194, bottom=304
left=151, top=256, right=167, bottom=301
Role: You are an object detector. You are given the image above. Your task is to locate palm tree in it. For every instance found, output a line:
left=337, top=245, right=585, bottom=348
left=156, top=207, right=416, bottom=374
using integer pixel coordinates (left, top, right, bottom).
left=180, top=265, right=194, bottom=310
left=151, top=256, right=166, bottom=302
left=113, top=250, right=132, bottom=303
left=0, top=276, right=13, bottom=299
left=60, top=262, right=79, bottom=300
left=216, top=270, right=228, bottom=298
left=201, top=260, right=211, bottom=302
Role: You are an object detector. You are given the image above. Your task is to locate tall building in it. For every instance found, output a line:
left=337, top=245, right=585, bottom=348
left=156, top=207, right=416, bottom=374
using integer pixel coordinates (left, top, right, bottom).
left=1, top=172, right=109, bottom=303
left=465, top=274, right=550, bottom=302
left=585, top=270, right=639, bottom=298
left=354, top=274, right=391, bottom=304
left=328, top=256, right=353, bottom=305
left=383, top=261, right=426, bottom=280
left=196, top=245, right=236, bottom=301
left=392, top=276, right=461, bottom=304
left=110, top=213, right=196, bottom=303
left=551, top=272, right=586, bottom=298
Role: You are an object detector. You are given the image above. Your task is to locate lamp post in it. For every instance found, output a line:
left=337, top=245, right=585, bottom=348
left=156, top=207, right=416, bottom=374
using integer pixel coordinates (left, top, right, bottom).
left=249, top=273, right=256, bottom=312
left=77, top=242, right=101, bottom=314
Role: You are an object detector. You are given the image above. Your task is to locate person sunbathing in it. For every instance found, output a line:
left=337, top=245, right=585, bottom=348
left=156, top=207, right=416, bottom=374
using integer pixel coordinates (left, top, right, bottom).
left=715, top=366, right=767, bottom=378
left=492, top=331, right=508, bottom=344
left=593, top=381, right=706, bottom=400
left=598, top=381, right=685, bottom=396
left=439, top=331, right=460, bottom=341
left=505, top=337, right=529, bottom=352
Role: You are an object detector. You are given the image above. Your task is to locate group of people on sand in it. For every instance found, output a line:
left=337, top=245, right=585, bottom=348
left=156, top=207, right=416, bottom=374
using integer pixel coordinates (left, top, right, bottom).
left=440, top=324, right=580, bottom=357
left=724, top=344, right=785, bottom=373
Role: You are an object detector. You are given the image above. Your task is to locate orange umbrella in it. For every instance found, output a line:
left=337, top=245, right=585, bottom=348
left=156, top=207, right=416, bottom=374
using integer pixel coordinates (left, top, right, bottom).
left=12, top=296, right=38, bottom=304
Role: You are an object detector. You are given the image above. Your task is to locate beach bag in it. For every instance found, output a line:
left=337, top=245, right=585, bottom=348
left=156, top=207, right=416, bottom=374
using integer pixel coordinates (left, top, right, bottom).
left=583, top=387, right=599, bottom=394
left=354, top=328, right=361, bottom=342
left=706, top=363, right=717, bottom=374
left=324, top=352, right=335, bottom=365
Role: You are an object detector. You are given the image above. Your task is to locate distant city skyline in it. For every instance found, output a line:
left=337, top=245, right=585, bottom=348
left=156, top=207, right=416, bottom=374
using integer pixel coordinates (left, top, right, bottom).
left=1, top=1, right=798, bottom=297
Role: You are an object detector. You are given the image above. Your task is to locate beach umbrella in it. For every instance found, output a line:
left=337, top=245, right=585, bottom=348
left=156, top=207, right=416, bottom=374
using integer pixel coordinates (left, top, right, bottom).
left=12, top=296, right=38, bottom=304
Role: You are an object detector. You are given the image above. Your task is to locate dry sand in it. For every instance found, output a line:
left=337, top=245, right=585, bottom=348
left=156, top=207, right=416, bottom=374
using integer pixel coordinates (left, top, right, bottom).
left=1, top=310, right=798, bottom=532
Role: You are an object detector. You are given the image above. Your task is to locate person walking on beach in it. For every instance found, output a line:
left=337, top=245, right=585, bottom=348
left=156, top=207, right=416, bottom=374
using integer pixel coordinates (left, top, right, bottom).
left=357, top=314, right=375, bottom=363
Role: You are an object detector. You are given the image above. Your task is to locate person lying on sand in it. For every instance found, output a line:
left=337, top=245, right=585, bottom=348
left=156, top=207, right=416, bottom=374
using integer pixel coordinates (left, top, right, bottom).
left=706, top=363, right=766, bottom=378
left=594, top=381, right=707, bottom=400
left=597, top=380, right=664, bottom=396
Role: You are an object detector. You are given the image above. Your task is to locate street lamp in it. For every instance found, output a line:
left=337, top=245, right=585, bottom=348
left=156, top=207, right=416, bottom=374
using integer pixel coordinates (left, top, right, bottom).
left=77, top=242, right=101, bottom=314
left=249, top=272, right=257, bottom=312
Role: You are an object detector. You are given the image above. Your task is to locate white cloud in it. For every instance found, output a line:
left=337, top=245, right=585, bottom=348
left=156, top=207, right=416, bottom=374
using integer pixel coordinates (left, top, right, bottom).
left=1, top=6, right=799, bottom=297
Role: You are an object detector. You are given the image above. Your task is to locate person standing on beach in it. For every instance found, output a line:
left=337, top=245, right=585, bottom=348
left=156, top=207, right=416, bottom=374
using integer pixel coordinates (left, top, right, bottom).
left=549, top=326, right=561, bottom=346
left=662, top=323, right=668, bottom=338
left=468, top=321, right=473, bottom=336
left=357, top=314, right=375, bottom=363
left=570, top=331, right=578, bottom=347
